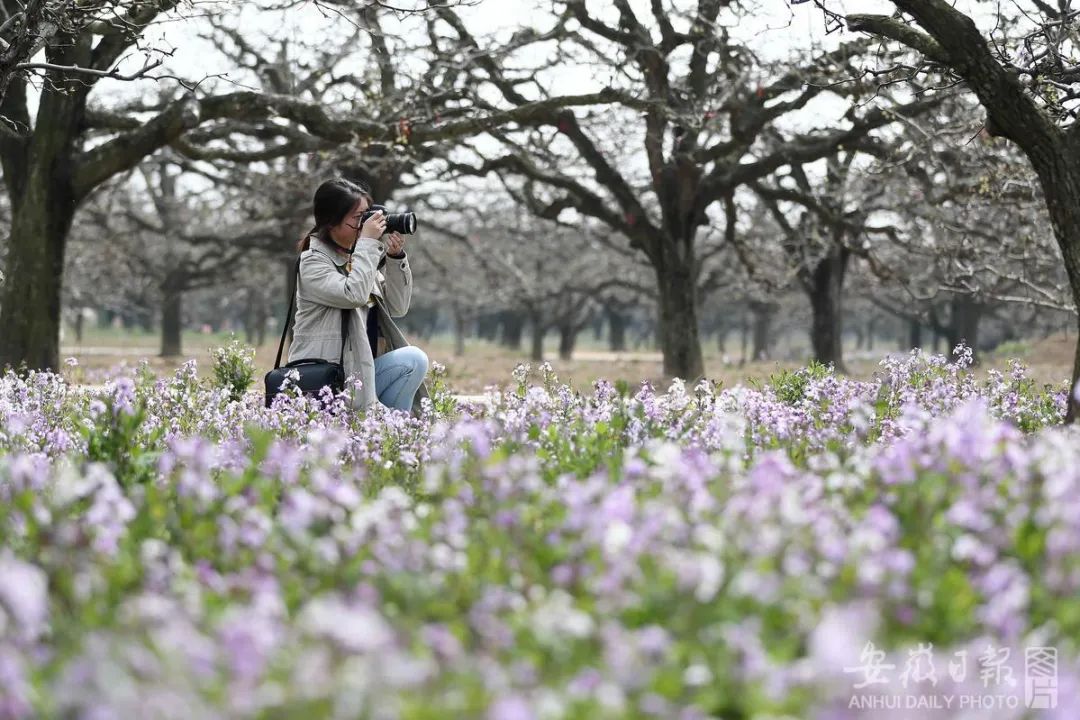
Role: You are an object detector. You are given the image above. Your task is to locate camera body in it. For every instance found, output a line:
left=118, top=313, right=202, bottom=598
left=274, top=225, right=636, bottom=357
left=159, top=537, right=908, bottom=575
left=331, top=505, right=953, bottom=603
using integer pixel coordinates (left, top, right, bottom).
left=362, top=204, right=418, bottom=235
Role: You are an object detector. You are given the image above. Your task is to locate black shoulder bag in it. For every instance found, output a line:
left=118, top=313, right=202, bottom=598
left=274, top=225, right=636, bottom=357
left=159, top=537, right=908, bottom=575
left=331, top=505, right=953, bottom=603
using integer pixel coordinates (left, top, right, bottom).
left=264, top=256, right=351, bottom=408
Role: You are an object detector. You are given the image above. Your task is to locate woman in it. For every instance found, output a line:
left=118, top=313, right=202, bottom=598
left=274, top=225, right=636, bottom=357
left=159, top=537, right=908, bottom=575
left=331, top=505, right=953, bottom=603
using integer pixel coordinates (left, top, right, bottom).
left=290, top=178, right=428, bottom=413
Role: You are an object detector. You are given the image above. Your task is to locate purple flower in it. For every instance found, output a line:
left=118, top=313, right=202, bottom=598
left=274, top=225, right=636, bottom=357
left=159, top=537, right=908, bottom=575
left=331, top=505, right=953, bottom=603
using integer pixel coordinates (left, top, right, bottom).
left=0, top=553, right=48, bottom=643
left=0, top=648, right=32, bottom=719
left=487, top=695, right=534, bottom=720
left=109, top=377, right=137, bottom=417
left=218, top=610, right=281, bottom=684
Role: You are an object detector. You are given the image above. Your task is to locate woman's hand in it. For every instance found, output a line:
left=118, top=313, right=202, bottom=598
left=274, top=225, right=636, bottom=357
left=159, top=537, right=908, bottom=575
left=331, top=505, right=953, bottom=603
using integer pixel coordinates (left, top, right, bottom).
left=386, top=232, right=406, bottom=257
left=360, top=209, right=386, bottom=240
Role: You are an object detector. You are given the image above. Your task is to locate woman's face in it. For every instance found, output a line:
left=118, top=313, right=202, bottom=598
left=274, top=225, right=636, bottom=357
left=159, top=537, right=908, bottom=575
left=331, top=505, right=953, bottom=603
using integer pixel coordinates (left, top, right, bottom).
left=328, top=196, right=371, bottom=247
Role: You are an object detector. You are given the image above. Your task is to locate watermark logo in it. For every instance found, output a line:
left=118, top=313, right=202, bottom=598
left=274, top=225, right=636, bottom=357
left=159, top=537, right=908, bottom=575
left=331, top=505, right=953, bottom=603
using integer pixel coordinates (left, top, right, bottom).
left=843, top=642, right=1058, bottom=711
left=900, top=643, right=937, bottom=688
left=844, top=641, right=894, bottom=689
left=979, top=645, right=1016, bottom=689
left=947, top=650, right=966, bottom=683
left=1025, top=647, right=1058, bottom=710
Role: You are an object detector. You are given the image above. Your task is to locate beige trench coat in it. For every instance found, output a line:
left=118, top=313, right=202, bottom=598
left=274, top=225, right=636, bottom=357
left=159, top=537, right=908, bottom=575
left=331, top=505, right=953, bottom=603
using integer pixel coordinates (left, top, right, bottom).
left=288, top=234, right=429, bottom=414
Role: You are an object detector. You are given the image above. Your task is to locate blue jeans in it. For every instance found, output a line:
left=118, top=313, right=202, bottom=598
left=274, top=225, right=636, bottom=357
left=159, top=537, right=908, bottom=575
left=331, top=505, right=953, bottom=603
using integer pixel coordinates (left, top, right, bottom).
left=374, top=346, right=429, bottom=411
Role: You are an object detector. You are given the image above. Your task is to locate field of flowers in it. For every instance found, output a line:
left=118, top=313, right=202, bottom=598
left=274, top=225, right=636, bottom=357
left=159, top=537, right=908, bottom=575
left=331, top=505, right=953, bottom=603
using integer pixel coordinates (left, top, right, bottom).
left=1, top=345, right=1079, bottom=719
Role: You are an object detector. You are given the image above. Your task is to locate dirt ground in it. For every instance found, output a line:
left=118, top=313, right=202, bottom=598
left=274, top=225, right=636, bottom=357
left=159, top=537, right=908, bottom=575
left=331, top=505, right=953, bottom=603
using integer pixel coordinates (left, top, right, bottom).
left=58, top=328, right=1078, bottom=394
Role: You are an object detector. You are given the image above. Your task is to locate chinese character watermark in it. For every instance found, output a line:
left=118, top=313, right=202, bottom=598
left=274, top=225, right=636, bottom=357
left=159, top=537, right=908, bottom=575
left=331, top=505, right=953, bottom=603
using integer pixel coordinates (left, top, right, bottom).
left=844, top=642, right=896, bottom=689
left=979, top=645, right=1016, bottom=689
left=1025, top=647, right=1058, bottom=710
left=900, top=643, right=938, bottom=688
left=843, top=641, right=1059, bottom=712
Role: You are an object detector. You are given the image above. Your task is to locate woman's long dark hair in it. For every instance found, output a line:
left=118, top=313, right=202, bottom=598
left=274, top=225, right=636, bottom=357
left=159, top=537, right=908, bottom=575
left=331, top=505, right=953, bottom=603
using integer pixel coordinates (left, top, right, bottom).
left=297, top=178, right=374, bottom=252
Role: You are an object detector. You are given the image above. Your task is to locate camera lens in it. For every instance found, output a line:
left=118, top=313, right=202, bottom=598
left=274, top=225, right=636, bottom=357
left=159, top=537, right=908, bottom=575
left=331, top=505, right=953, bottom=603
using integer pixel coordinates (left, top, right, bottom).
left=387, top=212, right=417, bottom=235
left=362, top=208, right=418, bottom=235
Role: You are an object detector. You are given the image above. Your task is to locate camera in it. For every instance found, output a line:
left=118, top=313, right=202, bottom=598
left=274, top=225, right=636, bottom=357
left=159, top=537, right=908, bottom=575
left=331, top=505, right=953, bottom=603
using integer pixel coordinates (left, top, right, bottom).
left=362, top=204, right=418, bottom=235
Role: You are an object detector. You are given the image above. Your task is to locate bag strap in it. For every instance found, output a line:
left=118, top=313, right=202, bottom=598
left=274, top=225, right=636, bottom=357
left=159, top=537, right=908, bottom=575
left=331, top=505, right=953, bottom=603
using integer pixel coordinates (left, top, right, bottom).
left=339, top=305, right=350, bottom=365
left=274, top=253, right=352, bottom=369
left=273, top=256, right=302, bottom=369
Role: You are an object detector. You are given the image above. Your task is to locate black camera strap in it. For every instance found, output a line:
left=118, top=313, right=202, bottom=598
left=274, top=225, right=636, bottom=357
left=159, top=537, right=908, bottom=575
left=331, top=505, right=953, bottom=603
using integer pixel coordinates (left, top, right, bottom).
left=273, top=255, right=350, bottom=369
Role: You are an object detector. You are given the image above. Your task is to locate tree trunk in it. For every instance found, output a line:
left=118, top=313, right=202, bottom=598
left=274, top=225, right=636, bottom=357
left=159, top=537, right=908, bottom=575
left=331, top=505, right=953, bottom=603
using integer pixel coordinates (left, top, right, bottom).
left=74, top=310, right=84, bottom=344
left=591, top=314, right=604, bottom=341
left=160, top=285, right=183, bottom=357
left=866, top=316, right=876, bottom=352
left=749, top=300, right=775, bottom=362
left=0, top=48, right=88, bottom=371
left=1070, top=312, right=1080, bottom=424
left=453, top=304, right=466, bottom=357
left=907, top=319, right=922, bottom=351
left=606, top=306, right=628, bottom=352
left=558, top=322, right=578, bottom=361
left=806, top=246, right=849, bottom=370
left=1025, top=140, right=1080, bottom=421
left=0, top=184, right=77, bottom=371
left=476, top=312, right=498, bottom=342
left=948, top=295, right=982, bottom=363
left=740, top=312, right=750, bottom=365
left=530, top=317, right=545, bottom=362
left=655, top=261, right=704, bottom=379
left=499, top=310, right=525, bottom=350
